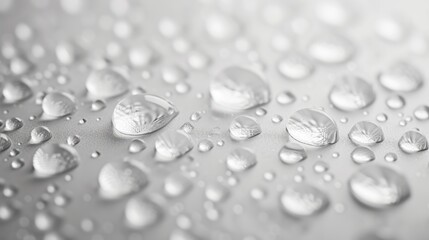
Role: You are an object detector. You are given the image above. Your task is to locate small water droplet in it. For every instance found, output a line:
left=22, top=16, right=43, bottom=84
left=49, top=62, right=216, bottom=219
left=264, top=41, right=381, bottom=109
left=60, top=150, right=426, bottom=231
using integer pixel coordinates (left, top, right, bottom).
left=279, top=142, right=307, bottom=165
left=329, top=76, right=375, bottom=111
left=351, top=146, right=375, bottom=164
left=125, top=197, right=162, bottom=229
left=29, top=126, right=52, bottom=145
left=277, top=52, right=315, bottom=80
left=164, top=174, right=192, bottom=198
left=128, top=139, right=146, bottom=154
left=226, top=148, right=257, bottom=172
left=42, top=91, right=76, bottom=118
left=155, top=130, right=194, bottom=162
left=229, top=115, right=261, bottom=141
left=384, top=152, right=398, bottom=162
left=348, top=121, right=384, bottom=146
left=198, top=139, right=214, bottom=153
left=413, top=105, right=429, bottom=120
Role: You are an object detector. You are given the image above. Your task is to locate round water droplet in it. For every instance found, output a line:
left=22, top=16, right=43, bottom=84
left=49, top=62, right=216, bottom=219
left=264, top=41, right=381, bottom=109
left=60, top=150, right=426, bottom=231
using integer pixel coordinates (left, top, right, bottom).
left=164, top=174, right=192, bottom=198
left=279, top=142, right=307, bottom=165
left=129, top=44, right=154, bottom=68
left=205, top=13, right=240, bottom=41
left=413, top=105, right=429, bottom=120
left=385, top=95, right=405, bottom=110
left=42, top=91, right=76, bottom=118
left=229, top=115, right=261, bottom=141
left=226, top=148, right=257, bottom=172
left=384, top=152, right=398, bottom=162
left=29, top=126, right=52, bottom=145
left=86, top=68, right=129, bottom=99
left=351, top=146, right=375, bottom=164
left=279, top=183, right=330, bottom=217
left=210, top=66, right=271, bottom=111
left=98, top=161, right=148, bottom=199
left=349, top=165, right=410, bottom=209
left=277, top=52, right=315, bottom=80
left=128, top=139, right=146, bottom=154
left=276, top=91, right=296, bottom=105
left=32, top=143, right=80, bottom=177
left=329, top=76, right=376, bottom=111
left=0, top=133, right=11, bottom=152
left=378, top=62, right=423, bottom=92
left=161, top=65, right=187, bottom=84
left=4, top=117, right=23, bottom=132
left=91, top=100, right=106, bottom=112
left=112, top=93, right=178, bottom=136
left=0, top=80, right=32, bottom=105
left=125, top=197, right=162, bottom=229
left=286, top=108, right=338, bottom=147
left=56, top=41, right=79, bottom=65
left=308, top=34, right=354, bottom=64
left=205, top=183, right=229, bottom=202
left=198, top=139, right=214, bottom=153
left=348, top=121, right=384, bottom=146
left=155, top=130, right=193, bottom=162
left=398, top=131, right=428, bottom=153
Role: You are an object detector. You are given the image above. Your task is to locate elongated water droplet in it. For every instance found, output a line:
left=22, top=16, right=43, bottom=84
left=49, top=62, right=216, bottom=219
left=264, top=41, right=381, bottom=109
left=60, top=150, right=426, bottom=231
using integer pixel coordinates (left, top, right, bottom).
left=42, top=91, right=76, bottom=118
left=348, top=121, right=384, bottom=146
left=279, top=142, right=307, bottom=164
left=128, top=139, right=146, bottom=154
left=351, top=146, right=375, bottom=164
left=0, top=80, right=32, bottom=105
left=378, top=62, right=423, bottom=92
left=286, top=108, right=338, bottom=147
left=4, top=117, right=23, bottom=132
left=279, top=183, right=330, bottom=217
left=308, top=33, right=354, bottom=64
left=125, top=197, right=162, bottom=229
left=398, top=131, right=428, bottom=153
left=112, top=93, right=178, bottom=136
left=210, top=66, right=271, bottom=111
left=98, top=161, right=148, bottom=199
left=0, top=133, right=11, bottom=152
left=86, top=68, right=129, bottom=99
left=277, top=52, right=315, bottom=80
left=155, top=130, right=193, bottom=162
left=229, top=115, right=261, bottom=141
left=226, top=148, right=257, bottom=172
left=349, top=165, right=410, bottom=209
left=29, top=126, right=52, bottom=144
left=329, top=76, right=376, bottom=111
left=32, top=143, right=79, bottom=177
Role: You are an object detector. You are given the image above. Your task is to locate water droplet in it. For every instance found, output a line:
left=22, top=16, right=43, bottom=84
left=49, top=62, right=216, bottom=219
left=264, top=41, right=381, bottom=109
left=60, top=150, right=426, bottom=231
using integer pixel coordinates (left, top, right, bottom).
left=279, top=183, right=330, bottom=217
left=32, top=143, right=80, bottom=177
left=376, top=113, right=388, bottom=123
left=198, top=139, right=214, bottom=153
left=375, top=17, right=406, bottom=42
left=205, top=13, right=240, bottom=41
left=351, top=146, right=375, bottom=164
left=349, top=165, right=410, bottom=209
left=279, top=142, right=307, bottom=165
left=384, top=152, right=398, bottom=162
left=348, top=121, right=384, bottom=146
left=413, top=105, right=429, bottom=120
left=226, top=148, right=257, bottom=172
left=42, top=91, right=76, bottom=118
left=10, top=56, right=33, bottom=75
left=229, top=115, right=261, bottom=141
left=308, top=34, right=354, bottom=64
left=155, top=130, right=194, bottom=162
left=4, top=117, right=23, bottom=132
left=398, top=131, right=428, bottom=153
left=55, top=41, right=79, bottom=65
left=128, top=139, right=146, bottom=154
left=90, top=100, right=106, bottom=112
left=329, top=76, right=375, bottom=111
left=11, top=158, right=24, bottom=169
left=161, top=65, right=187, bottom=84
left=164, top=174, right=192, bottom=197
left=205, top=183, right=229, bottom=202
left=277, top=52, right=315, bottom=80
left=86, top=68, right=129, bottom=99
left=0, top=203, right=17, bottom=222
left=210, top=66, right=271, bottom=111
left=313, top=161, right=329, bottom=173
left=125, top=197, right=162, bottom=229
left=286, top=108, right=338, bottom=147
left=378, top=62, right=423, bottom=92
left=385, top=95, right=405, bottom=110
left=0, top=80, right=32, bottom=104
left=66, top=135, right=80, bottom=146
left=276, top=91, right=296, bottom=105
left=112, top=93, right=178, bottom=136
left=129, top=45, right=154, bottom=68
left=98, top=161, right=148, bottom=199
left=29, top=126, right=52, bottom=144
left=0, top=133, right=11, bottom=153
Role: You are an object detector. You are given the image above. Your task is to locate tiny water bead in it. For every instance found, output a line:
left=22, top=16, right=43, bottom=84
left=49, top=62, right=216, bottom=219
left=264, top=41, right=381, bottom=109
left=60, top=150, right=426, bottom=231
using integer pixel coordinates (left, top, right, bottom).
left=0, top=80, right=33, bottom=105
left=32, top=143, right=80, bottom=178
left=308, top=33, right=354, bottom=64
left=398, top=131, right=428, bottom=153
left=229, top=115, right=261, bottom=141
left=210, top=66, right=271, bottom=111
left=86, top=68, right=129, bottom=99
left=128, top=139, right=146, bottom=154
left=155, top=130, right=194, bottom=162
left=279, top=142, right=307, bottom=165
left=42, top=91, right=76, bottom=118
left=0, top=133, right=12, bottom=152
left=348, top=121, right=384, bottom=146
left=286, top=108, right=338, bottom=147
left=277, top=52, right=315, bottom=80
left=378, top=62, right=423, bottom=92
left=351, top=146, right=375, bottom=164
left=279, top=183, right=330, bottom=217
left=226, top=148, right=257, bottom=172
left=98, top=161, right=148, bottom=199
left=329, top=76, right=376, bottom=112
left=349, top=165, right=411, bottom=209
left=125, top=197, right=162, bottom=229
left=112, top=93, right=178, bottom=136
left=29, top=126, right=52, bottom=144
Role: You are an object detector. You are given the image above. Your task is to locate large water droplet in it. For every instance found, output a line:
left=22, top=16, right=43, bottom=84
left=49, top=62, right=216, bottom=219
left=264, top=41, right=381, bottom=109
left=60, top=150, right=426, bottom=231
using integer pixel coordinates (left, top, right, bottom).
left=0, top=80, right=32, bottom=105
left=349, top=165, right=410, bottom=209
left=279, top=183, right=330, bottom=217
left=277, top=52, right=315, bottom=80
left=229, top=115, right=261, bottom=141
left=351, top=146, right=375, bottom=164
left=378, top=62, right=423, bottom=92
left=348, top=121, right=384, bottom=146
left=98, top=161, right=148, bottom=199
left=29, top=126, right=52, bottom=145
left=226, top=148, right=257, bottom=172
left=279, top=142, right=307, bottom=165
left=42, top=91, right=76, bottom=118
left=286, top=108, right=338, bottom=147
left=398, top=131, right=428, bottom=153
left=210, top=66, right=271, bottom=111
left=32, top=143, right=80, bottom=177
left=112, top=93, right=178, bottom=136
left=308, top=33, right=354, bottom=64
left=86, top=68, right=129, bottom=99
left=155, top=130, right=193, bottom=162
left=125, top=197, right=162, bottom=229
left=329, top=76, right=376, bottom=111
